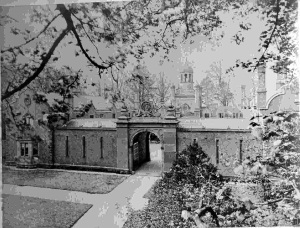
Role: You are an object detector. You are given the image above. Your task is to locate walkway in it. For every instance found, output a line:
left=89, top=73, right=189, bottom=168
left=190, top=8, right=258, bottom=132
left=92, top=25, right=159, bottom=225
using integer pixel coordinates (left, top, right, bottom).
left=3, top=143, right=163, bottom=227
left=134, top=143, right=163, bottom=177
left=3, top=174, right=160, bottom=227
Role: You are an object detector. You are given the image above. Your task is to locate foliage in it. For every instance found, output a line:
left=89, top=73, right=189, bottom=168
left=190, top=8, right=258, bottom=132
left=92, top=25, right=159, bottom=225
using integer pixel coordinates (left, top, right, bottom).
left=228, top=0, right=298, bottom=81
left=125, top=143, right=225, bottom=228
left=202, top=61, right=234, bottom=107
left=125, top=123, right=300, bottom=227
left=2, top=0, right=297, bottom=103
left=231, top=110, right=300, bottom=226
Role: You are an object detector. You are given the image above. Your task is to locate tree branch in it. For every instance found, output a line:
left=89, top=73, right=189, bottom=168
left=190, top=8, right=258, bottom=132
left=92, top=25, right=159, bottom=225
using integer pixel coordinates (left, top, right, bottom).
left=57, top=4, right=113, bottom=71
left=254, top=0, right=280, bottom=71
left=1, top=27, right=70, bottom=101
left=70, top=12, right=106, bottom=63
left=1, top=13, right=62, bottom=53
left=153, top=0, right=183, bottom=15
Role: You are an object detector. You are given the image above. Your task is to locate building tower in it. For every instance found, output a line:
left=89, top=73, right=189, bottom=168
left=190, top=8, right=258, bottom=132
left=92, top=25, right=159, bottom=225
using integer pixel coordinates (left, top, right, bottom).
left=194, top=84, right=202, bottom=117
left=179, top=61, right=194, bottom=92
left=241, top=85, right=246, bottom=109
left=257, top=62, right=267, bottom=109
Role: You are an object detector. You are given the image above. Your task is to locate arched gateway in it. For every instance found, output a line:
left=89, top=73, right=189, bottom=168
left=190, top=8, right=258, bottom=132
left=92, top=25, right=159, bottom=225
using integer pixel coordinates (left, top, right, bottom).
left=116, top=105, right=178, bottom=173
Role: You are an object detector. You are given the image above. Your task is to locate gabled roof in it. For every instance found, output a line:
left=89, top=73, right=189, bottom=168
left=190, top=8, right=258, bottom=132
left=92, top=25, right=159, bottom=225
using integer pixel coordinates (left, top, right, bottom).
left=73, top=95, right=112, bottom=110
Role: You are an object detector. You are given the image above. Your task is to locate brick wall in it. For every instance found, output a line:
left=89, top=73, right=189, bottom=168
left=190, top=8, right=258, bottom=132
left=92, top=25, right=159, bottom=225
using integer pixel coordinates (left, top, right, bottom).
left=177, top=129, right=260, bottom=176
left=54, top=128, right=117, bottom=167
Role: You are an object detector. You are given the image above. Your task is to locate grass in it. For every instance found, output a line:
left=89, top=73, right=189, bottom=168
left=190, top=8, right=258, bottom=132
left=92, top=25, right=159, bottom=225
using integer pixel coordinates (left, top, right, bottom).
left=3, top=194, right=92, bottom=228
left=3, top=167, right=128, bottom=194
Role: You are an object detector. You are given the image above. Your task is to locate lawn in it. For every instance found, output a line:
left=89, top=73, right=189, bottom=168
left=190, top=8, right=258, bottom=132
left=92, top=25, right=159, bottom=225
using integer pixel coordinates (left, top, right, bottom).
left=3, top=194, right=92, bottom=228
left=3, top=167, right=128, bottom=194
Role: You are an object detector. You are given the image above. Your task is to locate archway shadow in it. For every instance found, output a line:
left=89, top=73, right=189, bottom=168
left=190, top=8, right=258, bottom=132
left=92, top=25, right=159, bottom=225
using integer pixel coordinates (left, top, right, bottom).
left=133, top=132, right=163, bottom=177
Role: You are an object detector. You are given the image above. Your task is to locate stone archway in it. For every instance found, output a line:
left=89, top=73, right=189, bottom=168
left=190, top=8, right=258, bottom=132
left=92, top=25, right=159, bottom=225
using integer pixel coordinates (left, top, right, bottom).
left=130, top=130, right=163, bottom=172
left=116, top=117, right=178, bottom=174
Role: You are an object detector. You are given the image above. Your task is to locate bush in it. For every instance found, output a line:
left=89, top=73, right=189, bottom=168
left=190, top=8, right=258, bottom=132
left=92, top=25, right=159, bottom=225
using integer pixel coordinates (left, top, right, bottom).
left=124, top=143, right=224, bottom=228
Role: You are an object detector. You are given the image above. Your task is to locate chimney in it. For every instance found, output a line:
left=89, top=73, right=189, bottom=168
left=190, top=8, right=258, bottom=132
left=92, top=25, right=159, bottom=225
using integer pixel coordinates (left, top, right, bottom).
left=241, top=85, right=246, bottom=109
left=257, top=62, right=267, bottom=109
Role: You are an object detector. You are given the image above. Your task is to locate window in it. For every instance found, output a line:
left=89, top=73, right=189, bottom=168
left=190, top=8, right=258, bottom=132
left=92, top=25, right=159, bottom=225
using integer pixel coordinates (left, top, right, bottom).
left=204, top=113, right=209, bottom=118
left=216, top=139, right=219, bottom=164
left=21, top=143, right=29, bottom=156
left=236, top=113, right=239, bottom=118
left=240, top=113, right=243, bottom=118
left=219, top=113, right=223, bottom=118
left=112, top=113, right=116, bottom=118
left=100, top=137, right=103, bottom=158
left=239, top=140, right=243, bottom=163
left=66, top=136, right=69, bottom=157
left=100, top=114, right=104, bottom=118
left=90, top=114, right=94, bottom=118
left=225, top=113, right=228, bottom=118
left=233, top=113, right=236, bottom=118
left=82, top=136, right=86, bottom=158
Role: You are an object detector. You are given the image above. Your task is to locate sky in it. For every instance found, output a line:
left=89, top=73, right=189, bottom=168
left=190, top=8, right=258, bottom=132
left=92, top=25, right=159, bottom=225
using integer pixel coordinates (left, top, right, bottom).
left=0, top=0, right=282, bottom=105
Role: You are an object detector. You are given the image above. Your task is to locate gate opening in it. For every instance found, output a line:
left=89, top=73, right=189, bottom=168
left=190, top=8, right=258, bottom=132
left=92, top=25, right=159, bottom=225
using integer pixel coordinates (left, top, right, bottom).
left=132, top=132, right=162, bottom=175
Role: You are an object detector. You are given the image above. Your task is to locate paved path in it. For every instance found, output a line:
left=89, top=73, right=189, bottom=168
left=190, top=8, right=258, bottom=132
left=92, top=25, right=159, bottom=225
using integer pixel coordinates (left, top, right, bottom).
left=3, top=174, right=160, bottom=228
left=3, top=143, right=163, bottom=227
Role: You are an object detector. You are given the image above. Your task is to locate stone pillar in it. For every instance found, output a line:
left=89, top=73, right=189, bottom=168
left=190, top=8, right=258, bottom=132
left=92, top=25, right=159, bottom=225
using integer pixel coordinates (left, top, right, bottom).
left=16, top=141, right=21, bottom=157
left=257, top=63, right=267, bottom=109
left=163, top=105, right=178, bottom=172
left=171, top=84, right=176, bottom=105
left=162, top=119, right=178, bottom=172
left=133, top=88, right=139, bottom=111
left=116, top=105, right=131, bottom=171
left=28, top=142, right=33, bottom=156
left=194, top=85, right=201, bottom=117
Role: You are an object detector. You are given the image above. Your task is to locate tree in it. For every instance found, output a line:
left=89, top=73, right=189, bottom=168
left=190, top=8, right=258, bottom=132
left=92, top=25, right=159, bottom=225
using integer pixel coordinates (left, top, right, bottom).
left=153, top=72, right=171, bottom=105
left=199, top=76, right=216, bottom=109
left=228, top=0, right=298, bottom=79
left=0, top=1, right=227, bottom=101
left=2, top=0, right=297, bottom=100
left=202, top=61, right=234, bottom=107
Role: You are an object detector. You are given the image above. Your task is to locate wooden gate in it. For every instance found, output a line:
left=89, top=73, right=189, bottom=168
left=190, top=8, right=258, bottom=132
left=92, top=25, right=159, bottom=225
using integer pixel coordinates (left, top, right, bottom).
left=133, top=141, right=139, bottom=170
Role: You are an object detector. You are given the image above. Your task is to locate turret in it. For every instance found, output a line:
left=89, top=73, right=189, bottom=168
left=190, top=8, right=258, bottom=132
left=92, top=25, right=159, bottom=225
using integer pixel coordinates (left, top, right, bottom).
left=194, top=84, right=202, bottom=117
left=257, top=62, right=267, bottom=109
left=179, top=60, right=194, bottom=92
